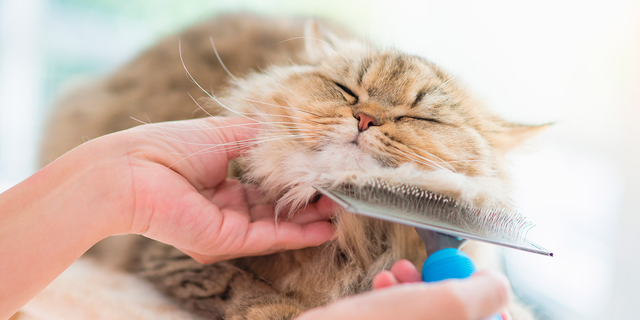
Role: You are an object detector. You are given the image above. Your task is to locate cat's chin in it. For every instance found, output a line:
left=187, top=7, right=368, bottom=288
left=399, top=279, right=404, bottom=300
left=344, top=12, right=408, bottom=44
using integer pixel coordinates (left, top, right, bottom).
left=317, top=143, right=382, bottom=172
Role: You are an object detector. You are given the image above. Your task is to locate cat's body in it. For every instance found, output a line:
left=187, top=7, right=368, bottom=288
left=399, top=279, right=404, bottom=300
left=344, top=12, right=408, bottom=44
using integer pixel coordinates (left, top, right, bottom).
left=41, top=14, right=537, bottom=320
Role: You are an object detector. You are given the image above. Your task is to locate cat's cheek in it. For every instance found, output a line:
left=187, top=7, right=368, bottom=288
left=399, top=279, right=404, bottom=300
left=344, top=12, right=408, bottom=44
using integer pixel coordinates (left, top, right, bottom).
left=299, top=135, right=321, bottom=148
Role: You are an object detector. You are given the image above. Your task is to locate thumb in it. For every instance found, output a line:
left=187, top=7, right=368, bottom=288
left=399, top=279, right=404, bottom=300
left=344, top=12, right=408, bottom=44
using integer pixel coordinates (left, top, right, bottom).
left=440, top=270, right=512, bottom=319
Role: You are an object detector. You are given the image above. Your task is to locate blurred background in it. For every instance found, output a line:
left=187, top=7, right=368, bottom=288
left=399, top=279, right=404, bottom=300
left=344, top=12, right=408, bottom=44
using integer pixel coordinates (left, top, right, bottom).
left=0, top=0, right=638, bottom=319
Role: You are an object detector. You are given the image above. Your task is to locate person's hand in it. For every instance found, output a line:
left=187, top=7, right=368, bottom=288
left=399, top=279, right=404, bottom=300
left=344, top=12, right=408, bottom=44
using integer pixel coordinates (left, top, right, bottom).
left=372, top=259, right=423, bottom=289
left=371, top=260, right=512, bottom=320
left=113, top=117, right=335, bottom=263
left=296, top=268, right=511, bottom=320
left=0, top=116, right=335, bottom=317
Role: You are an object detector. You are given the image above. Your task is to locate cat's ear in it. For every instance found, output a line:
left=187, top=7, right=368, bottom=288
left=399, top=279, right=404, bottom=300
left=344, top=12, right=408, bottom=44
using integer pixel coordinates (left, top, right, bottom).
left=488, top=121, right=551, bottom=152
left=304, top=19, right=346, bottom=62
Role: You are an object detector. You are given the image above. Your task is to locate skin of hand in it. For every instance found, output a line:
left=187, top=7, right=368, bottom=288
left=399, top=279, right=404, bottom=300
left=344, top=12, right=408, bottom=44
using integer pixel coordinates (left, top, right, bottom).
left=120, top=117, right=335, bottom=263
left=372, top=260, right=513, bottom=320
left=0, top=117, right=334, bottom=318
left=297, top=264, right=512, bottom=320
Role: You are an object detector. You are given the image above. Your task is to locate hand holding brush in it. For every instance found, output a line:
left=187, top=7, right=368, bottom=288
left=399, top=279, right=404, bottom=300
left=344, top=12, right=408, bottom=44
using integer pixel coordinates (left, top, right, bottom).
left=297, top=264, right=512, bottom=320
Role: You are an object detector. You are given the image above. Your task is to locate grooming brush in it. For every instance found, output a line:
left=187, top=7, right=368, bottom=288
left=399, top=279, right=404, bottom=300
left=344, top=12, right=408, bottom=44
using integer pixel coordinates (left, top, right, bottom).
left=314, top=181, right=552, bottom=320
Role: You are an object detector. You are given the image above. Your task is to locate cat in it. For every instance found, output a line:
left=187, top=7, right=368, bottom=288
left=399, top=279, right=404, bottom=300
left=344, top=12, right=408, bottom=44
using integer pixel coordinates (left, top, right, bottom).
left=40, top=13, right=542, bottom=320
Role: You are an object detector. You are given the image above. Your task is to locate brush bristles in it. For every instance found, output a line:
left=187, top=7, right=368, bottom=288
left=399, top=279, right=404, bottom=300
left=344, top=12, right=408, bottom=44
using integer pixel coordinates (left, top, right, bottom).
left=336, top=180, right=533, bottom=241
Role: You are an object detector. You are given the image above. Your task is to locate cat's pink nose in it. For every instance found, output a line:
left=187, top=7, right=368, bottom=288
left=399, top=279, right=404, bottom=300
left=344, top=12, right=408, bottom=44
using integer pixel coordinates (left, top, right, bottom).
left=354, top=112, right=379, bottom=132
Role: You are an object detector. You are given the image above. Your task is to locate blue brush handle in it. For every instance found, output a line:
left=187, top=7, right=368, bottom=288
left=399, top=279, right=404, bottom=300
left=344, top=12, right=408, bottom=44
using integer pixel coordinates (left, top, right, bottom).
left=422, top=248, right=503, bottom=320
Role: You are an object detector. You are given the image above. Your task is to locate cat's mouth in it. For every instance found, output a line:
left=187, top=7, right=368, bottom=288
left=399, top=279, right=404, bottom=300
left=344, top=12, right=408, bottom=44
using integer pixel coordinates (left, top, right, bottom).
left=338, top=136, right=397, bottom=169
left=348, top=131, right=363, bottom=146
left=348, top=131, right=378, bottom=151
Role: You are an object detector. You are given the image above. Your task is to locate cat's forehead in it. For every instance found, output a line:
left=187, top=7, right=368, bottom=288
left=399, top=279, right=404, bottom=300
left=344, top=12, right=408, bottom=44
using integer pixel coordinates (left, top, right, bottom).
left=363, top=53, right=441, bottom=81
left=327, top=50, right=453, bottom=106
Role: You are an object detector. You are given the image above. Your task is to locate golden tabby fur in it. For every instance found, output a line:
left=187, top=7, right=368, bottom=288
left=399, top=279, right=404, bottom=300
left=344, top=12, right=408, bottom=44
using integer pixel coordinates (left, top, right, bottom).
left=41, top=14, right=540, bottom=320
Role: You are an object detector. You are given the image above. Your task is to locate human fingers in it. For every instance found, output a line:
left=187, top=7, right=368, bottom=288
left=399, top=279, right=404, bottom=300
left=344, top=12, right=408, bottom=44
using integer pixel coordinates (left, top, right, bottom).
left=207, top=180, right=326, bottom=225
left=247, top=195, right=334, bottom=224
left=286, top=196, right=334, bottom=224
left=373, top=259, right=421, bottom=290
left=181, top=218, right=334, bottom=264
left=234, top=219, right=334, bottom=255
left=297, top=270, right=510, bottom=320
left=389, top=259, right=422, bottom=283
left=372, top=271, right=398, bottom=289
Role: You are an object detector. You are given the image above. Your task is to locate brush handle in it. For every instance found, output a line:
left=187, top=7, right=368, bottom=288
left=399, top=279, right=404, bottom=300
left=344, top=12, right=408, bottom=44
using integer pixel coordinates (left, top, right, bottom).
left=422, top=248, right=476, bottom=282
left=422, top=248, right=503, bottom=320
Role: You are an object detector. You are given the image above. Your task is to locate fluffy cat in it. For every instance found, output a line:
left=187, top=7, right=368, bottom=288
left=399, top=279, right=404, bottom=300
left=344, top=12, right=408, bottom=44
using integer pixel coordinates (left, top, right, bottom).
left=40, top=13, right=541, bottom=320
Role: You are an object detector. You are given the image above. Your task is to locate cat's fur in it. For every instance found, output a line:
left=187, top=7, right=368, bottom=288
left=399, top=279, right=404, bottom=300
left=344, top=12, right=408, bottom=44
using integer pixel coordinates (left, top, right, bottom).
left=41, top=14, right=540, bottom=320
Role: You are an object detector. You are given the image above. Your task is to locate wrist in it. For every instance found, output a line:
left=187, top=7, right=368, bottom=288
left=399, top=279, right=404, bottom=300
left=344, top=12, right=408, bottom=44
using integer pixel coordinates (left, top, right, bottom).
left=38, top=131, right=136, bottom=239
left=0, top=132, right=135, bottom=316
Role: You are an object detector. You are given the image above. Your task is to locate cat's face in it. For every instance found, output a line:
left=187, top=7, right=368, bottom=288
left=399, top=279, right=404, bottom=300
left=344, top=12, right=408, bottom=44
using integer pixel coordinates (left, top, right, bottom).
left=277, top=51, right=492, bottom=177
left=221, top=22, right=542, bottom=213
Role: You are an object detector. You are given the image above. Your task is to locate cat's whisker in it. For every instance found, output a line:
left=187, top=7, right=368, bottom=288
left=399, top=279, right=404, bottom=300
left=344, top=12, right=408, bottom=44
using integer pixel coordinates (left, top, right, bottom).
left=187, top=93, right=218, bottom=118
left=398, top=154, right=443, bottom=172
left=147, top=131, right=268, bottom=148
left=178, top=134, right=318, bottom=156
left=130, top=117, right=300, bottom=132
left=130, top=116, right=153, bottom=126
left=133, top=135, right=275, bottom=196
left=243, top=97, right=322, bottom=117
left=138, top=116, right=264, bottom=147
left=168, top=135, right=316, bottom=157
left=138, top=113, right=317, bottom=148
left=191, top=139, right=318, bottom=156
left=276, top=91, right=326, bottom=119
left=389, top=147, right=440, bottom=171
left=446, top=159, right=489, bottom=164
left=189, top=90, right=300, bottom=131
left=179, top=40, right=303, bottom=130
left=210, top=37, right=241, bottom=85
left=179, top=40, right=255, bottom=121
left=411, top=150, right=456, bottom=173
left=187, top=95, right=305, bottom=135
left=391, top=145, right=453, bottom=173
left=246, top=112, right=324, bottom=125
left=405, top=145, right=457, bottom=173
left=139, top=115, right=314, bottom=137
left=386, top=143, right=440, bottom=170
left=394, top=142, right=457, bottom=172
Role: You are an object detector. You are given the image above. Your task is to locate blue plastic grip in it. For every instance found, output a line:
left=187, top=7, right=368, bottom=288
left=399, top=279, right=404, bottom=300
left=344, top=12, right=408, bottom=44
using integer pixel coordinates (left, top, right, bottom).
left=422, top=248, right=477, bottom=283
left=422, top=248, right=503, bottom=320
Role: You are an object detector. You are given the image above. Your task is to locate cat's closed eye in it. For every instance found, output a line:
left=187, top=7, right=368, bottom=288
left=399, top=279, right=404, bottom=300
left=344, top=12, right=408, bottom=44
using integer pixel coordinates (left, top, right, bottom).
left=332, top=81, right=358, bottom=105
left=395, top=116, right=442, bottom=124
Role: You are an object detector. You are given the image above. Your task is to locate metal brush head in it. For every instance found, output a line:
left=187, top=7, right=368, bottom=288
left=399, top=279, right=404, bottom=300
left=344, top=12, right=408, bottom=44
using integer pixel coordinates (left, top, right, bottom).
left=314, top=181, right=552, bottom=256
